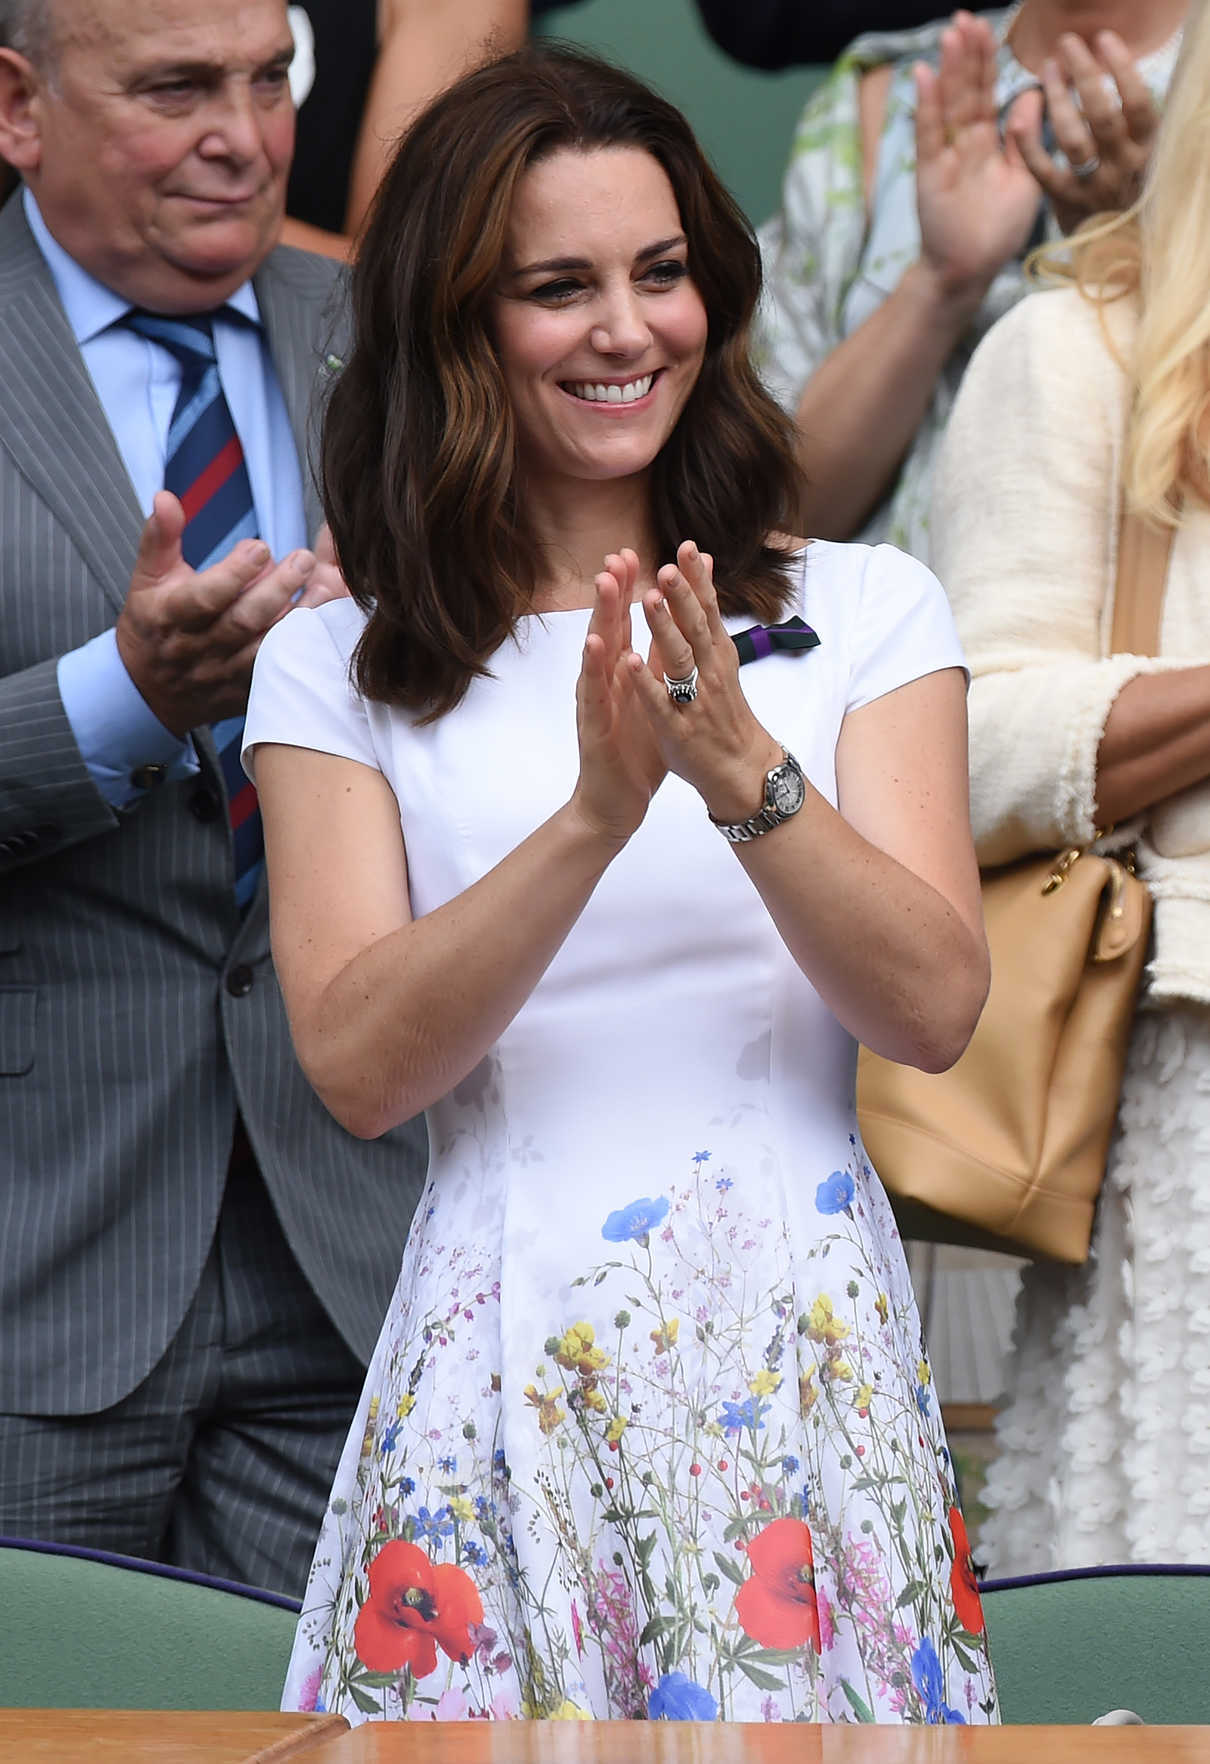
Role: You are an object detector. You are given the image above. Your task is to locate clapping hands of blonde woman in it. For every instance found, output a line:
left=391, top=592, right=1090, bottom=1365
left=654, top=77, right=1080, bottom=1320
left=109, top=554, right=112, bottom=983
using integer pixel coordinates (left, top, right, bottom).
left=572, top=549, right=667, bottom=845
left=628, top=542, right=783, bottom=825
left=1006, top=31, right=1159, bottom=236
left=913, top=11, right=1043, bottom=302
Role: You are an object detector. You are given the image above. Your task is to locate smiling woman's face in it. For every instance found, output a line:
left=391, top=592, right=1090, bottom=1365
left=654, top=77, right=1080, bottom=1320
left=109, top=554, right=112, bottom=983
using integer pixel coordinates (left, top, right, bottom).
left=491, top=146, right=709, bottom=494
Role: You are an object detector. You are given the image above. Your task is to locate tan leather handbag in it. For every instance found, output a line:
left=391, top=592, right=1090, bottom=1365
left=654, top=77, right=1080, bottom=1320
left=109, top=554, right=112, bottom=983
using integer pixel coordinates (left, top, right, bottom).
left=857, top=509, right=1173, bottom=1263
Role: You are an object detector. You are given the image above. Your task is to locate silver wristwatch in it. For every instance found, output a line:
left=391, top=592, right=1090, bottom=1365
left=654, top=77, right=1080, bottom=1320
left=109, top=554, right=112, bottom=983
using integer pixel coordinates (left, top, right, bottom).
left=709, top=748, right=806, bottom=843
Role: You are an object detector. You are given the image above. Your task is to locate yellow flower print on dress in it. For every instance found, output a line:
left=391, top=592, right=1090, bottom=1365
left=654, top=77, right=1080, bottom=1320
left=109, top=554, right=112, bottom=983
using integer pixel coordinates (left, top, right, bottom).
left=799, top=1371, right=818, bottom=1415
left=606, top=1415, right=628, bottom=1444
left=750, top=1369, right=782, bottom=1397
left=524, top=1384, right=565, bottom=1435
left=806, top=1295, right=849, bottom=1344
left=360, top=1394, right=381, bottom=1459
left=650, top=1317, right=679, bottom=1353
left=396, top=1393, right=416, bottom=1419
left=555, top=1321, right=610, bottom=1377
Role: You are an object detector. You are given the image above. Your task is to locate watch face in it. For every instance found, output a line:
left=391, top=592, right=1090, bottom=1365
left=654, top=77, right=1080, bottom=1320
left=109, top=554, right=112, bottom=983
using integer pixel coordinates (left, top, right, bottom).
left=769, top=761, right=806, bottom=817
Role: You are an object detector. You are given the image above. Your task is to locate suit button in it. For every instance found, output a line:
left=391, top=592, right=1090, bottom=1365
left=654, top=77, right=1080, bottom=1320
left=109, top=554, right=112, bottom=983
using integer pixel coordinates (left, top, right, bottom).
left=226, top=964, right=254, bottom=998
left=190, top=786, right=222, bottom=823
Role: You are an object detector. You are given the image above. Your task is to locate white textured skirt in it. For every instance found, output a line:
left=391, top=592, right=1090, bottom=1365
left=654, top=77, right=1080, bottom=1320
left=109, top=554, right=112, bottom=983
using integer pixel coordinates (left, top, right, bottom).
left=978, top=1003, right=1210, bottom=1575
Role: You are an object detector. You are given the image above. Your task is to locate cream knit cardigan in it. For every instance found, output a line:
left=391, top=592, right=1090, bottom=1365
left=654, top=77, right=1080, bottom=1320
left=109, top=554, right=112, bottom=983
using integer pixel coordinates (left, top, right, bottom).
left=932, top=283, right=1210, bottom=1008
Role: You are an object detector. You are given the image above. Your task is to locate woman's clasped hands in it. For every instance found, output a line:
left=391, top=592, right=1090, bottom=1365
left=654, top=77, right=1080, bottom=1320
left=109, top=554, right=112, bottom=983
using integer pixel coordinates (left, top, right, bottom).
left=913, top=10, right=1164, bottom=299
left=1007, top=30, right=1162, bottom=236
left=572, top=540, right=783, bottom=845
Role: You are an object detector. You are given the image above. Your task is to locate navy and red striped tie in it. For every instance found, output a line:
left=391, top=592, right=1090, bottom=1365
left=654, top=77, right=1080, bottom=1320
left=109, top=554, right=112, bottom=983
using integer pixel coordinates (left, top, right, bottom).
left=125, top=310, right=263, bottom=911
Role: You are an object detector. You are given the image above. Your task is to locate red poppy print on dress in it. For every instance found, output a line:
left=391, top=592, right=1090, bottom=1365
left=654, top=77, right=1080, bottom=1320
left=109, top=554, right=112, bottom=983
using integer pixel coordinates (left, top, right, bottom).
left=734, top=1515, right=821, bottom=1651
left=354, top=1539, right=485, bottom=1677
left=947, top=1506, right=985, bottom=1636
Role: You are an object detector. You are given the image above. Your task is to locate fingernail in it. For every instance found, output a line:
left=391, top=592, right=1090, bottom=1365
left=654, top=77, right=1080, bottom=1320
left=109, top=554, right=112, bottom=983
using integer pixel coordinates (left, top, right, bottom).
left=293, top=549, right=316, bottom=573
left=249, top=542, right=270, bottom=564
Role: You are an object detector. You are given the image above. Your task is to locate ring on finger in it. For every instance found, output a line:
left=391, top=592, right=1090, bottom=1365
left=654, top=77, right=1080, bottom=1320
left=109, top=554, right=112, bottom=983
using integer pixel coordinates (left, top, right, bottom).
left=1070, top=153, right=1101, bottom=180
left=664, top=665, right=699, bottom=706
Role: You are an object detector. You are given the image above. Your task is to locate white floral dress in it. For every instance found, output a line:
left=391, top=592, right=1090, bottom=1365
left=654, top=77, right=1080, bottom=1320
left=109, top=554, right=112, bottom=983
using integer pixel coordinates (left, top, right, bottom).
left=244, top=541, right=998, bottom=1726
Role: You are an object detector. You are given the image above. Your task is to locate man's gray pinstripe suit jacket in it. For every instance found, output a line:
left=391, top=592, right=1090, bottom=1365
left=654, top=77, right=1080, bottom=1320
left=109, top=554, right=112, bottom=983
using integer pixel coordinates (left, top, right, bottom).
left=0, top=191, right=426, bottom=1417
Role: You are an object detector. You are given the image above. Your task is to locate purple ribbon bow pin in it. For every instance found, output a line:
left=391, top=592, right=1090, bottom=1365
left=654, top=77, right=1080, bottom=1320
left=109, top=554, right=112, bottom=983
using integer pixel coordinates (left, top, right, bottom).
left=731, top=615, right=820, bottom=666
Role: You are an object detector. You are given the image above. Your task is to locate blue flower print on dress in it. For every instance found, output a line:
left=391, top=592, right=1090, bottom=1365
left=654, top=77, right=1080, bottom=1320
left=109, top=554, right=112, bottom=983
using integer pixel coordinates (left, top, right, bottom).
left=718, top=1397, right=769, bottom=1434
left=414, top=1504, right=455, bottom=1546
left=912, top=1638, right=967, bottom=1724
left=649, top=1672, right=719, bottom=1720
left=602, top=1196, right=670, bottom=1243
left=815, top=1170, right=855, bottom=1214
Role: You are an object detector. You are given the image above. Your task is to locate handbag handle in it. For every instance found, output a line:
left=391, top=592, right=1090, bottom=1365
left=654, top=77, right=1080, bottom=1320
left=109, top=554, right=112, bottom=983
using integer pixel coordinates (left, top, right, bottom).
left=1111, top=504, right=1176, bottom=657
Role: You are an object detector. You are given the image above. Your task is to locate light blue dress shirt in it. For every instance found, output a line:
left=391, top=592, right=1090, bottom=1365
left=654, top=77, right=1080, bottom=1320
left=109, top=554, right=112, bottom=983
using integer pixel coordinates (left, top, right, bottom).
left=27, top=191, right=311, bottom=807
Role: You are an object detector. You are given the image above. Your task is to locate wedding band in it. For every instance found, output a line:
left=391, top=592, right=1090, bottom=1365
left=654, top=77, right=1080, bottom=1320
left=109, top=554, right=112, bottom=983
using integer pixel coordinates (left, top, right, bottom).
left=1070, top=154, right=1101, bottom=181
left=664, top=666, right=699, bottom=705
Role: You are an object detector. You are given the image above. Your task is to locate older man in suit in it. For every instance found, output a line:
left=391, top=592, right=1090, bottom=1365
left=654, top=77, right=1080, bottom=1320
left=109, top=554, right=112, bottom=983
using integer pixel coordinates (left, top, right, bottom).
left=0, top=0, right=425, bottom=1595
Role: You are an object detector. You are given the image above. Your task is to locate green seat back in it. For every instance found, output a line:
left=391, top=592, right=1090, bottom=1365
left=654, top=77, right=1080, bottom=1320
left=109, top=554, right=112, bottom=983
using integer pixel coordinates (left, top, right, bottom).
left=0, top=1543, right=298, bottom=1710
left=537, top=0, right=822, bottom=226
left=982, top=1568, right=1210, bottom=1725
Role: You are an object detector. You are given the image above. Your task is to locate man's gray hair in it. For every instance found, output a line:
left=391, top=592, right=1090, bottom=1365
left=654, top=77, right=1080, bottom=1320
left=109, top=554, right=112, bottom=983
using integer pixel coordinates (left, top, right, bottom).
left=0, top=0, right=55, bottom=65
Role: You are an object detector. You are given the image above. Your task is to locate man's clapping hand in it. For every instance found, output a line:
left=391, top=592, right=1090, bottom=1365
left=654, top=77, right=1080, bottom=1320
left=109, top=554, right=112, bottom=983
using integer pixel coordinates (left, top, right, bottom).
left=115, top=491, right=349, bottom=736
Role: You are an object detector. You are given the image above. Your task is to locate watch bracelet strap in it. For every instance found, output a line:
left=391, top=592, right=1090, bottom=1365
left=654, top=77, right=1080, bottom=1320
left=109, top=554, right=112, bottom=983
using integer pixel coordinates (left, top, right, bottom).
left=708, top=746, right=798, bottom=841
left=715, top=806, right=782, bottom=844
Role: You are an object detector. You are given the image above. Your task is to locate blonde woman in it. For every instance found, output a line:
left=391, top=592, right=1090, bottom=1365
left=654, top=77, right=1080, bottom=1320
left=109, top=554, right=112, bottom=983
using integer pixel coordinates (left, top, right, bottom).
left=932, top=0, right=1210, bottom=1574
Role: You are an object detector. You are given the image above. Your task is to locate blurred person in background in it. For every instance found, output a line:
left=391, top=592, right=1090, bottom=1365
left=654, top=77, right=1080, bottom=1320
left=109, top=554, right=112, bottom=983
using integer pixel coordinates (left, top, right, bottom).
left=282, top=0, right=586, bottom=256
left=696, top=0, right=1000, bottom=67
left=755, top=2, right=1185, bottom=556
left=0, top=0, right=424, bottom=1596
left=932, top=0, right=1210, bottom=1574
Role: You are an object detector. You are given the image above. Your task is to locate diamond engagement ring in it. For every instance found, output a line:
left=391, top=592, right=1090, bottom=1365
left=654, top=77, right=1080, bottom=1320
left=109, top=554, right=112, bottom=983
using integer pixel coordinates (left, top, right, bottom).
left=664, top=665, right=699, bottom=705
left=1071, top=154, right=1101, bottom=181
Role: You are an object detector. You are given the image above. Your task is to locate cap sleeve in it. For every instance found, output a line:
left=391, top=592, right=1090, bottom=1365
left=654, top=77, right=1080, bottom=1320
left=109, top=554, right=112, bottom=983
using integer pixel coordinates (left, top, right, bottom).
left=846, top=542, right=967, bottom=713
left=241, top=602, right=378, bottom=782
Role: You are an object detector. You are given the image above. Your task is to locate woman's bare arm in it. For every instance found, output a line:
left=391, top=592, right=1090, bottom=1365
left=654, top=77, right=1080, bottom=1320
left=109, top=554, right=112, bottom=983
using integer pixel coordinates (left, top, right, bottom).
left=630, top=548, right=988, bottom=1071
left=1095, top=665, right=1210, bottom=825
left=256, top=563, right=663, bottom=1137
left=344, top=0, right=527, bottom=237
left=794, top=18, right=1041, bottom=538
left=259, top=747, right=630, bottom=1137
left=277, top=0, right=527, bottom=259
left=743, top=668, right=987, bottom=1070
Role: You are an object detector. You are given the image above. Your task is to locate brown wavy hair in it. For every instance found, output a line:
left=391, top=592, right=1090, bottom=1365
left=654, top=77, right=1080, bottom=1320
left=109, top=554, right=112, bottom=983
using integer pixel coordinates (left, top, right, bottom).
left=324, top=43, right=804, bottom=717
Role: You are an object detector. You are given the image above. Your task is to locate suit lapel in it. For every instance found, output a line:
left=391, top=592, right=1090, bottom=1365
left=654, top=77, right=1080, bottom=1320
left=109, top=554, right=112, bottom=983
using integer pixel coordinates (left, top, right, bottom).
left=0, top=197, right=143, bottom=619
left=254, top=252, right=335, bottom=542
